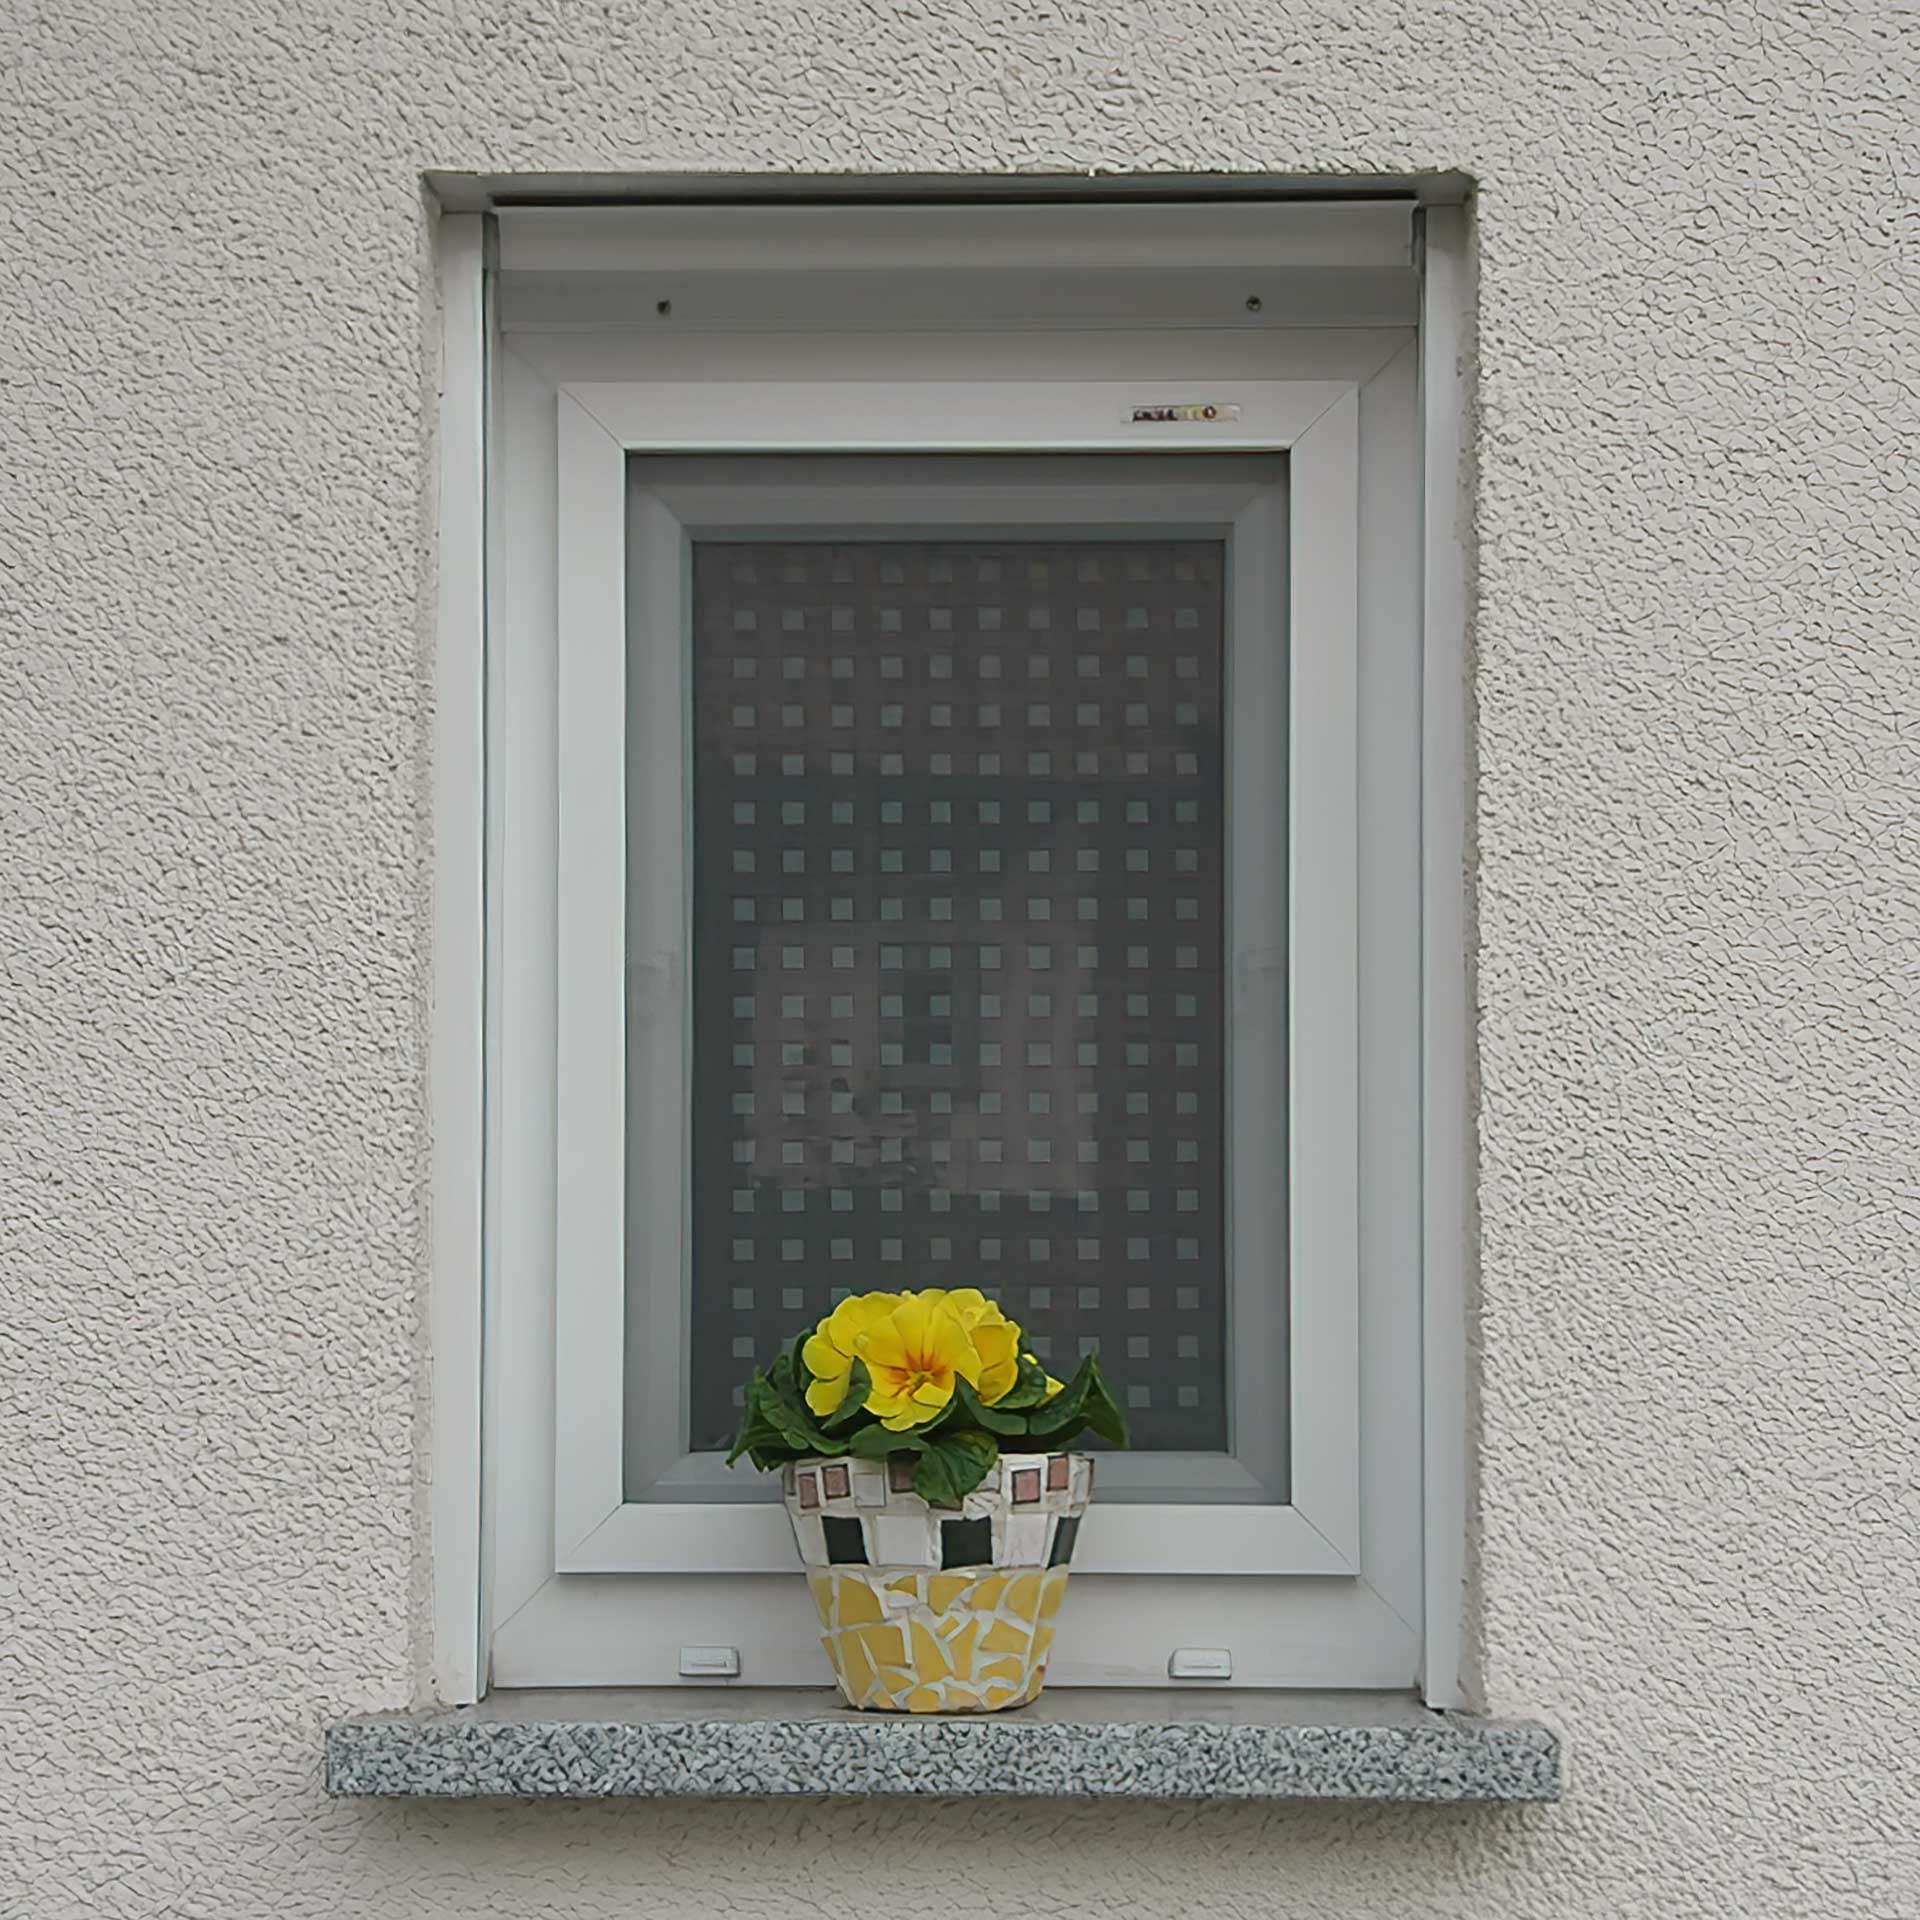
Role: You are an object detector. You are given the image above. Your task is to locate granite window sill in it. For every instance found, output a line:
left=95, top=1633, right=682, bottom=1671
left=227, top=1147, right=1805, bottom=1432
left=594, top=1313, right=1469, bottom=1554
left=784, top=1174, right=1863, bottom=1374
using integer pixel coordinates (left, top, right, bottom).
left=325, top=1689, right=1561, bottom=1801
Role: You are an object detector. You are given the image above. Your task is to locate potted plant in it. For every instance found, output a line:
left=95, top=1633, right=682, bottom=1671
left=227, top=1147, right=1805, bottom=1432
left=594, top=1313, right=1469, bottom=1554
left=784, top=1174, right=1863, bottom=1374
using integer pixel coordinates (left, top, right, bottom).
left=729, top=1286, right=1128, bottom=1713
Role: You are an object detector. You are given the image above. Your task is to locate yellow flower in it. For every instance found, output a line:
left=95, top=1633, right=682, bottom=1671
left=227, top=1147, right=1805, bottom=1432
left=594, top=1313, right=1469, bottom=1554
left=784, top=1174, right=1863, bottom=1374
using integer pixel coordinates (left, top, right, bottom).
left=855, top=1292, right=984, bottom=1430
left=801, top=1287, right=1045, bottom=1427
left=921, top=1287, right=1023, bottom=1404
left=800, top=1293, right=896, bottom=1418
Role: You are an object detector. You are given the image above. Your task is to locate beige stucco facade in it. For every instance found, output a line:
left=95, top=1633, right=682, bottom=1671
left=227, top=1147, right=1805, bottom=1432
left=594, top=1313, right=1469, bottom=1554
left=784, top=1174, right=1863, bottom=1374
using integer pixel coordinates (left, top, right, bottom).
left=4, top=0, right=1916, bottom=1912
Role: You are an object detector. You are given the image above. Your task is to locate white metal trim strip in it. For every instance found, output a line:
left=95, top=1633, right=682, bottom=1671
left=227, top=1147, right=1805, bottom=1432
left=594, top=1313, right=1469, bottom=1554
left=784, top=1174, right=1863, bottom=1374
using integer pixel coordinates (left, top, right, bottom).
left=1282, top=391, right=1364, bottom=1568
left=429, top=214, right=488, bottom=1707
left=552, top=394, right=631, bottom=1559
left=1417, top=205, right=1476, bottom=1712
left=497, top=201, right=1414, bottom=274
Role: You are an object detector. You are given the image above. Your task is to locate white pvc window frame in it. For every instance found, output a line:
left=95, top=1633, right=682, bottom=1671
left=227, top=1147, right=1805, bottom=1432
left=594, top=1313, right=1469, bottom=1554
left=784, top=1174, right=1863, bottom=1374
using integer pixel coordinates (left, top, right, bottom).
left=428, top=197, right=1475, bottom=1703
left=617, top=453, right=1293, bottom=1517
left=590, top=431, right=1341, bottom=1575
left=553, top=387, right=1355, bottom=1579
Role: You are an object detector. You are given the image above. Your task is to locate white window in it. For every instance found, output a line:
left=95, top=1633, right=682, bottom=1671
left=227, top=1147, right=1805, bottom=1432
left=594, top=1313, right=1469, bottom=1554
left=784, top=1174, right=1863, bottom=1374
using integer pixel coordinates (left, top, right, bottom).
left=439, top=200, right=1470, bottom=1699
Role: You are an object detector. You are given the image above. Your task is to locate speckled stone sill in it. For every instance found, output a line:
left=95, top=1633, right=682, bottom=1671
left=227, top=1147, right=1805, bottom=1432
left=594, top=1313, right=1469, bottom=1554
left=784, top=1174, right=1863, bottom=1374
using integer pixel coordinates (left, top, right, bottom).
left=324, top=1689, right=1562, bottom=1801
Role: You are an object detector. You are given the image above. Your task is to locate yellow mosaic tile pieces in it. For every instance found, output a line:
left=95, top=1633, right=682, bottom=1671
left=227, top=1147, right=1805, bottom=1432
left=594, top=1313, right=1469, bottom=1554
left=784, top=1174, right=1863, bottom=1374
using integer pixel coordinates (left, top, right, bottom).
left=968, top=1572, right=1008, bottom=1609
left=1003, top=1573, right=1044, bottom=1622
left=979, top=1616, right=1031, bottom=1656
left=943, top=1615, right=981, bottom=1681
left=909, top=1617, right=954, bottom=1683
left=835, top=1576, right=885, bottom=1627
left=839, top=1632, right=875, bottom=1701
left=810, top=1564, right=1069, bottom=1713
left=860, top=1621, right=907, bottom=1668
left=926, top=1574, right=970, bottom=1612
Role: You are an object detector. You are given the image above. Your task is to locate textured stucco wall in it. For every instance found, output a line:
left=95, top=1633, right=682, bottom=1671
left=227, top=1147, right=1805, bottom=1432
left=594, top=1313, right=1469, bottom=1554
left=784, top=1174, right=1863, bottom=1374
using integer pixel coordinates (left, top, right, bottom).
left=3, top=0, right=1917, bottom=1914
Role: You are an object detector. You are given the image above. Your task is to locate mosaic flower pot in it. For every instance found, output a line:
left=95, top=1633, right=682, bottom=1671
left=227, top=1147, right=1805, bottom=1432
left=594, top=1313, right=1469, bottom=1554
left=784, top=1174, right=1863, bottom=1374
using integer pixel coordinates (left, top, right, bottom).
left=785, top=1451, right=1093, bottom=1713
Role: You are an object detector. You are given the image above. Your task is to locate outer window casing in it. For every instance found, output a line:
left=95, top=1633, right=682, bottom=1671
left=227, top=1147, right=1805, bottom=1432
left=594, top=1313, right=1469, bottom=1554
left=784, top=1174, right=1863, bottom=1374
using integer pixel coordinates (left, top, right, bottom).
left=426, top=200, right=1472, bottom=1701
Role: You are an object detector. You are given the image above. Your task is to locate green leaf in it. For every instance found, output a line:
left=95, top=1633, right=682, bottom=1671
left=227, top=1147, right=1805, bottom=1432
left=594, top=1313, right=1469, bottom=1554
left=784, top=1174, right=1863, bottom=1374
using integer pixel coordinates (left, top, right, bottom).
left=725, top=1371, right=775, bottom=1466
left=820, top=1357, right=871, bottom=1431
left=946, top=1375, right=1029, bottom=1438
left=725, top=1375, right=803, bottom=1470
left=1079, top=1355, right=1130, bottom=1448
left=912, top=1429, right=999, bottom=1506
left=725, top=1375, right=761, bottom=1463
left=844, top=1422, right=925, bottom=1460
left=756, top=1361, right=837, bottom=1457
left=995, top=1351, right=1055, bottom=1411
left=744, top=1432, right=805, bottom=1472
left=1021, top=1354, right=1097, bottom=1440
left=1022, top=1353, right=1132, bottom=1452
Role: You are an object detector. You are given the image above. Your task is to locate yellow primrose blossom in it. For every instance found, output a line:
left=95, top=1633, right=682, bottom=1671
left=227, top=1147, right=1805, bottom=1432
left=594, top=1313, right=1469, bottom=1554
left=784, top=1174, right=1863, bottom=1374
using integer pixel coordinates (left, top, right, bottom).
left=799, top=1288, right=1066, bottom=1426
left=919, top=1287, right=1023, bottom=1404
left=800, top=1292, right=896, bottom=1418
left=855, top=1292, right=984, bottom=1431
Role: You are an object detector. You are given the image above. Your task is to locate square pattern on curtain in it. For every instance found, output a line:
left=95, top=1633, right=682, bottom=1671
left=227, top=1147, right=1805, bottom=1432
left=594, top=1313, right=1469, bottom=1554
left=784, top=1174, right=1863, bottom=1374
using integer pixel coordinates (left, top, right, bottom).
left=683, top=539, right=1227, bottom=1453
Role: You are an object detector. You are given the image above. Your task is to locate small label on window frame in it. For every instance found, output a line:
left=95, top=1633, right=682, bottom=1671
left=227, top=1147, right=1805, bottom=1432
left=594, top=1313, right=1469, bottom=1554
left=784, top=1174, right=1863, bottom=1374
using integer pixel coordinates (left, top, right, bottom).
left=1124, top=403, right=1243, bottom=424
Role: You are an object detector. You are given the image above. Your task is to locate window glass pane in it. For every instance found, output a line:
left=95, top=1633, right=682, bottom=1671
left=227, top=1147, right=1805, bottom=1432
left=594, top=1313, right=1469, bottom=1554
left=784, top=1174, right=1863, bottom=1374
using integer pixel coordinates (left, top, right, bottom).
left=686, top=538, right=1227, bottom=1453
